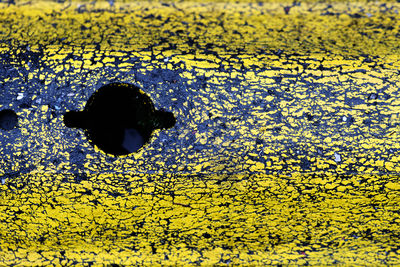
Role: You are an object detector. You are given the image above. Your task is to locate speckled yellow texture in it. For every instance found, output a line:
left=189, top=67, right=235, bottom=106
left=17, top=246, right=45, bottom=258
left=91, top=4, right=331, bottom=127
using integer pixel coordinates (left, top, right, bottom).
left=0, top=0, right=400, bottom=265
left=1, top=172, right=400, bottom=265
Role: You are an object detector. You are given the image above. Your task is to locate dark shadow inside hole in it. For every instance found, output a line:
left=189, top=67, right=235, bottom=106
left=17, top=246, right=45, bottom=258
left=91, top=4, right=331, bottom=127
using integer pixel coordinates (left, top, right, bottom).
left=0, top=109, right=18, bottom=131
left=63, top=83, right=176, bottom=156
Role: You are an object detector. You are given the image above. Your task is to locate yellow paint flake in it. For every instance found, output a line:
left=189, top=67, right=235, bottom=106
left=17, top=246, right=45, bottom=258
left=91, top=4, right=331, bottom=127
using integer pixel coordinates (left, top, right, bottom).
left=41, top=105, right=48, bottom=112
left=386, top=182, right=400, bottom=190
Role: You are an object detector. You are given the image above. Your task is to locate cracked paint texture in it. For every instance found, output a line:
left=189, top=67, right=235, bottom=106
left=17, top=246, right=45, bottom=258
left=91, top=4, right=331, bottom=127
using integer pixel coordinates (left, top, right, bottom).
left=0, top=0, right=400, bottom=265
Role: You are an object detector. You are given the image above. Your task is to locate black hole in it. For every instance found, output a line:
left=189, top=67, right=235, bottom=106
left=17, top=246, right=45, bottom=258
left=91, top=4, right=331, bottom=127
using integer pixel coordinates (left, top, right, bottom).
left=0, top=109, right=18, bottom=131
left=63, top=83, right=176, bottom=156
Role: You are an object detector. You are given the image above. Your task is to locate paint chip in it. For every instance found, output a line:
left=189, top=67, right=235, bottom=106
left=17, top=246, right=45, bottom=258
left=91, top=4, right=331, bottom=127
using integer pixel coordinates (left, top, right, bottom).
left=334, top=152, right=341, bottom=162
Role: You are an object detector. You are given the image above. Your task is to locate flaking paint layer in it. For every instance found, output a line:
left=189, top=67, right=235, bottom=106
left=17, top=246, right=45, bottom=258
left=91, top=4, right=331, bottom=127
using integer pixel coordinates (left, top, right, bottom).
left=0, top=0, right=400, bottom=265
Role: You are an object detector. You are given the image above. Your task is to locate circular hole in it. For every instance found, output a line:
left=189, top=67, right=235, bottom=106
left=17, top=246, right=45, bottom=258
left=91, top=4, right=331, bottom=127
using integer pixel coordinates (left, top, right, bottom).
left=64, top=83, right=176, bottom=156
left=0, top=109, right=18, bottom=131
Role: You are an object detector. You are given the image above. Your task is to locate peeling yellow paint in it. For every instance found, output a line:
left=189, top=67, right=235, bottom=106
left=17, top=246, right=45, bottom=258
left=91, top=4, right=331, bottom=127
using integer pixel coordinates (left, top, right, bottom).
left=0, top=0, right=400, bottom=265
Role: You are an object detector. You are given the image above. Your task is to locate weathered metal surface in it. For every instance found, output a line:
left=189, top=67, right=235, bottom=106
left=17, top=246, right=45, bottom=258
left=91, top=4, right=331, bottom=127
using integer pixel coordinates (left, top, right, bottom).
left=1, top=1, right=400, bottom=264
